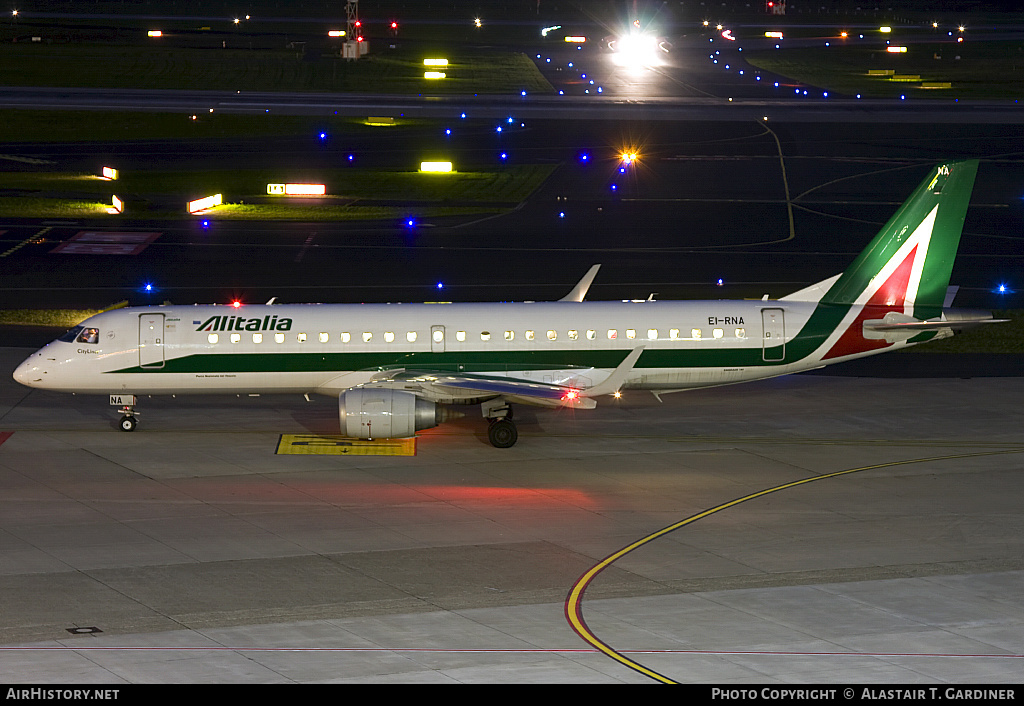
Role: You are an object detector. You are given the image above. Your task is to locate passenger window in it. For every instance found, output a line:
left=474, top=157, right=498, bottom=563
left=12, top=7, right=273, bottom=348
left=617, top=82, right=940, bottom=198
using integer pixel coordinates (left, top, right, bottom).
left=713, top=328, right=724, bottom=339
left=297, top=333, right=307, bottom=343
left=76, top=328, right=100, bottom=344
left=384, top=331, right=395, bottom=343
left=208, top=333, right=219, bottom=344
left=691, top=328, right=702, bottom=340
left=504, top=330, right=514, bottom=341
left=341, top=332, right=351, bottom=343
left=362, top=332, right=372, bottom=343
left=319, top=332, right=329, bottom=343
left=647, top=329, right=658, bottom=340
left=407, top=332, right=417, bottom=343
left=230, top=333, right=241, bottom=343
left=456, top=331, right=466, bottom=342
left=586, top=330, right=596, bottom=340
left=568, top=330, right=578, bottom=340
left=547, top=330, right=557, bottom=341
left=481, top=331, right=491, bottom=341
left=525, top=330, right=535, bottom=341
left=253, top=333, right=263, bottom=344
left=626, top=329, right=636, bottom=339
left=670, top=329, right=680, bottom=340
left=607, top=329, right=617, bottom=339
left=435, top=330, right=446, bottom=343
left=735, top=328, right=746, bottom=339
left=275, top=333, right=285, bottom=344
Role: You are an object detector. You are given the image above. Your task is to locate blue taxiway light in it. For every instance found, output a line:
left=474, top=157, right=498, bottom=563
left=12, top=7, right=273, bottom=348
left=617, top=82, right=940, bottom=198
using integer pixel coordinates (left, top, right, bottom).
left=437, top=282, right=444, bottom=289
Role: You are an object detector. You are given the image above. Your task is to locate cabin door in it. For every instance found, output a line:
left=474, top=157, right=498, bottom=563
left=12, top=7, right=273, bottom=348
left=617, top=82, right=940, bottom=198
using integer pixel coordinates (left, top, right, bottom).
left=139, top=314, right=165, bottom=368
left=761, top=308, right=785, bottom=362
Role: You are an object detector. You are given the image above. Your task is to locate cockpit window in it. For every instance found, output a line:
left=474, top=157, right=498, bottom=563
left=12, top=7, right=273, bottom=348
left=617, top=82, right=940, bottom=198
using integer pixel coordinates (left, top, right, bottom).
left=76, top=328, right=99, bottom=344
left=58, top=326, right=84, bottom=343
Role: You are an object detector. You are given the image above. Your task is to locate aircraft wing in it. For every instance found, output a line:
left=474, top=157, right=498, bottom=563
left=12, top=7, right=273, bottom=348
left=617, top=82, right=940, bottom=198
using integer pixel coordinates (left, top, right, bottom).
left=357, top=347, right=644, bottom=409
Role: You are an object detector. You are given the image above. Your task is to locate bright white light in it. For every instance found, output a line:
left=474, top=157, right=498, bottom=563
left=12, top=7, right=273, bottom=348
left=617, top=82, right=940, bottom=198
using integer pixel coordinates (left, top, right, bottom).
left=188, top=194, right=223, bottom=213
left=420, top=161, right=453, bottom=173
left=424, top=71, right=446, bottom=79
left=610, top=30, right=663, bottom=69
left=423, top=58, right=449, bottom=66
left=285, top=184, right=326, bottom=195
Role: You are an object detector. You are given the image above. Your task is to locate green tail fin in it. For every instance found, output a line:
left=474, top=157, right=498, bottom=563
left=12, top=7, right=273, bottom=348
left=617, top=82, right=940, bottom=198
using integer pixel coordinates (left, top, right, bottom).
left=820, top=160, right=979, bottom=320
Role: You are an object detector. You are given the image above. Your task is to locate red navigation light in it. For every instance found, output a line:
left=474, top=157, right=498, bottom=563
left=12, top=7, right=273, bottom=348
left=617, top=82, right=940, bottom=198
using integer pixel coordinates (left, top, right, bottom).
left=232, top=300, right=242, bottom=308
left=563, top=389, right=581, bottom=402
left=391, top=22, right=397, bottom=29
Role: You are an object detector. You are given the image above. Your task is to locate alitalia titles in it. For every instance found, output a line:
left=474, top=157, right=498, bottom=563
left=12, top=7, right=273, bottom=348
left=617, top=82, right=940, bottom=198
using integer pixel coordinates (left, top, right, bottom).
left=195, top=315, right=293, bottom=333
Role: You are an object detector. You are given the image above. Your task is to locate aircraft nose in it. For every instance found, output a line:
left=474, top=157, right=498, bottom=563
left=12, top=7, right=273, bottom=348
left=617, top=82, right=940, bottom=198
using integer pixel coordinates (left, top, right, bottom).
left=13, top=355, right=46, bottom=388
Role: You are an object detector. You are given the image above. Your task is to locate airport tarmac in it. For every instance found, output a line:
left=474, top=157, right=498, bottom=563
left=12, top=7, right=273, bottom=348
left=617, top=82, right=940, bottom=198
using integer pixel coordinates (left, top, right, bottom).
left=1, top=346, right=1022, bottom=684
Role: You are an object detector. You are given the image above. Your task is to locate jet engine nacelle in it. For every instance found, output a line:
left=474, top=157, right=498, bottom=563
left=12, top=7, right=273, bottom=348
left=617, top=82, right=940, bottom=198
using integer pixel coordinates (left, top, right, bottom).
left=338, top=388, right=443, bottom=439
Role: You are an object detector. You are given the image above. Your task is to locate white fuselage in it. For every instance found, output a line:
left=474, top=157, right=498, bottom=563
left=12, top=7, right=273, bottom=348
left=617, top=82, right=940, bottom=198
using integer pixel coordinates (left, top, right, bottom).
left=13, top=298, right=894, bottom=400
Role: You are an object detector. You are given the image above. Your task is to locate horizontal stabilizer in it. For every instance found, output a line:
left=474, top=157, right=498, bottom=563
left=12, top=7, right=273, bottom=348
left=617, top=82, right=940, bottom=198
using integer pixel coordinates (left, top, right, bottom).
left=864, top=309, right=1007, bottom=332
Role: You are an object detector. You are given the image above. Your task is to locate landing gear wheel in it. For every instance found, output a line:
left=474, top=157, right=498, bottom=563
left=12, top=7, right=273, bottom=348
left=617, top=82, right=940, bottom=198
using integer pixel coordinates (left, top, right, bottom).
left=119, top=415, right=137, bottom=432
left=487, top=418, right=518, bottom=448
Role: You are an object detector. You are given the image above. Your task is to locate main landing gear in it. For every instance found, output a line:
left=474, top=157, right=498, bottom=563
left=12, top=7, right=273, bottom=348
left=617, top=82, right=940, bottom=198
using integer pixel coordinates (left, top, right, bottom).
left=483, top=399, right=517, bottom=448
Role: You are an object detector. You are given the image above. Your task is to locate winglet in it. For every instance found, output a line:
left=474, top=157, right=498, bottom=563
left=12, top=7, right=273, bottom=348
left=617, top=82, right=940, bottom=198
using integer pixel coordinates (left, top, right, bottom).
left=584, top=346, right=643, bottom=398
left=559, top=264, right=601, bottom=302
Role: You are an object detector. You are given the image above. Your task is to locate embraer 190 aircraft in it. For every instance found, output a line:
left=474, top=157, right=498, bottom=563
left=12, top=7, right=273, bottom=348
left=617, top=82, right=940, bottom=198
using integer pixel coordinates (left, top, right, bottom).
left=14, top=160, right=1002, bottom=447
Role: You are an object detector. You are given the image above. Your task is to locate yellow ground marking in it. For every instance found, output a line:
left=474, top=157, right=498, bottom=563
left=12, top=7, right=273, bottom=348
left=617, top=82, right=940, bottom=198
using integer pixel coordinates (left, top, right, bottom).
left=564, top=448, right=1024, bottom=684
left=276, top=434, right=416, bottom=456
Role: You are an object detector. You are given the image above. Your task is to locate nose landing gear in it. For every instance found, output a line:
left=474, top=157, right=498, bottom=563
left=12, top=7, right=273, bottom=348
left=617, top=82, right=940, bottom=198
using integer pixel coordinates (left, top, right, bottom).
left=117, top=405, right=138, bottom=432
